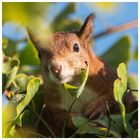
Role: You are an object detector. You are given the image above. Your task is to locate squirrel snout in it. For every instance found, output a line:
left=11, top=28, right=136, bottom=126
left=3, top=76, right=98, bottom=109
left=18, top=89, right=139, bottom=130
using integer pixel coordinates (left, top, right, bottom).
left=50, top=64, right=62, bottom=78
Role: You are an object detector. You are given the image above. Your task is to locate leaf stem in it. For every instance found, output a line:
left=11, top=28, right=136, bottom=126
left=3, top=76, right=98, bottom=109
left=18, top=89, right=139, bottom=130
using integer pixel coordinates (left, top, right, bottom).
left=69, top=130, right=78, bottom=138
left=61, top=97, right=77, bottom=137
left=33, top=110, right=56, bottom=138
left=34, top=104, right=46, bottom=128
left=105, top=101, right=111, bottom=137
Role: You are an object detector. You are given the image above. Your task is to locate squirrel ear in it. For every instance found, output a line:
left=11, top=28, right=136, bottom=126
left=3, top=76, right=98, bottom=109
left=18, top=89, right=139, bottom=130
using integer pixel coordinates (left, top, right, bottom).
left=26, top=27, right=41, bottom=52
left=79, top=13, right=95, bottom=41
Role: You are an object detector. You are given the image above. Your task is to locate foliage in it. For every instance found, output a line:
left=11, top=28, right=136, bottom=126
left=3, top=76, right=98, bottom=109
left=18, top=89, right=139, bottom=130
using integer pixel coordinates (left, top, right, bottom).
left=114, top=63, right=128, bottom=132
left=2, top=56, right=43, bottom=137
left=101, top=36, right=131, bottom=68
left=64, top=64, right=89, bottom=98
left=71, top=63, right=137, bottom=138
left=2, top=2, right=138, bottom=138
left=2, top=3, right=51, bottom=26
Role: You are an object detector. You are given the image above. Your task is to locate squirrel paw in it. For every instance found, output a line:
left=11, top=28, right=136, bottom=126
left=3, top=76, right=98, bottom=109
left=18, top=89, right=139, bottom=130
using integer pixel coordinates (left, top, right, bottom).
left=83, top=100, right=107, bottom=119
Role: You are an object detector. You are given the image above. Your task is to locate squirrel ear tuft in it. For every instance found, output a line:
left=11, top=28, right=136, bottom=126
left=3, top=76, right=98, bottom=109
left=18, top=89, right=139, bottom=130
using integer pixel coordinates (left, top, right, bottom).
left=26, top=27, right=41, bottom=52
left=78, top=13, right=95, bottom=41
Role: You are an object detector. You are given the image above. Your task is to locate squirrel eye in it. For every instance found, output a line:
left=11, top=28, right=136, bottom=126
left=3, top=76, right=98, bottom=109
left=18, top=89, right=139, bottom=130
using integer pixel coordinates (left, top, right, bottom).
left=73, top=43, right=80, bottom=52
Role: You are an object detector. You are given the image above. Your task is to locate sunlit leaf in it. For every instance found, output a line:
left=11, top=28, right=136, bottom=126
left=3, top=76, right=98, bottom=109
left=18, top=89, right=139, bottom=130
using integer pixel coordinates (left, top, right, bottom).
left=113, top=63, right=134, bottom=136
left=63, top=65, right=89, bottom=98
left=2, top=3, right=51, bottom=26
left=114, top=63, right=127, bottom=126
left=63, top=83, right=77, bottom=97
left=11, top=94, right=26, bottom=104
left=6, top=66, right=19, bottom=89
left=114, top=63, right=127, bottom=103
left=14, top=74, right=35, bottom=92
left=2, top=55, right=20, bottom=90
left=2, top=55, right=19, bottom=74
left=16, top=77, right=43, bottom=117
left=14, top=74, right=28, bottom=92
left=2, top=102, right=17, bottom=137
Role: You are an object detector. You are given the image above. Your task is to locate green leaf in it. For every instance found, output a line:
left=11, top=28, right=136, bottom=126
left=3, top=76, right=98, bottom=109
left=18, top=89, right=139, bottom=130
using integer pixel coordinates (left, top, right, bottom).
left=63, top=65, right=89, bottom=98
left=63, top=83, right=77, bottom=97
left=72, top=111, right=137, bottom=138
left=3, top=3, right=51, bottom=26
left=16, top=110, right=31, bottom=127
left=72, top=116, right=88, bottom=128
left=3, top=41, right=18, bottom=57
left=72, top=116, right=120, bottom=137
left=9, top=125, right=16, bottom=137
left=128, top=74, right=138, bottom=101
left=113, top=63, right=135, bottom=136
left=101, top=36, right=131, bottom=68
left=9, top=111, right=31, bottom=137
left=2, top=55, right=12, bottom=74
left=14, top=74, right=35, bottom=92
left=114, top=63, right=127, bottom=103
left=6, top=66, right=19, bottom=89
left=2, top=74, right=7, bottom=92
left=100, top=108, right=137, bottom=136
left=50, top=3, right=76, bottom=32
left=19, top=43, right=40, bottom=66
left=2, top=102, right=17, bottom=137
left=128, top=74, right=138, bottom=90
left=2, top=55, right=20, bottom=90
left=76, top=67, right=89, bottom=98
left=14, top=74, right=28, bottom=92
left=53, top=19, right=81, bottom=32
left=134, top=48, right=138, bottom=60
left=2, top=55, right=19, bottom=74
left=11, top=94, right=26, bottom=104
left=16, top=77, right=43, bottom=117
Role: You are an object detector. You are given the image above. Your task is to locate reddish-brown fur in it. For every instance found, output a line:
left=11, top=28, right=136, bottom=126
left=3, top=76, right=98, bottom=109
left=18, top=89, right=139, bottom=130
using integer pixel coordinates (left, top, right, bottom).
left=27, top=14, right=121, bottom=137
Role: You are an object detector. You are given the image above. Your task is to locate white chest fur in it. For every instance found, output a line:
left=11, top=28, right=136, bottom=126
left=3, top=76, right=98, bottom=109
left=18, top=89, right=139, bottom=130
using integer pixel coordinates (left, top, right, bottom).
left=58, top=86, right=97, bottom=113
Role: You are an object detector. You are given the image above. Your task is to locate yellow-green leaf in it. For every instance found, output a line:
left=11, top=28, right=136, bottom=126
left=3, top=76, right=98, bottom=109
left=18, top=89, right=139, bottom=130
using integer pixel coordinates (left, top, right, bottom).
left=16, top=77, right=43, bottom=117
left=63, top=64, right=89, bottom=98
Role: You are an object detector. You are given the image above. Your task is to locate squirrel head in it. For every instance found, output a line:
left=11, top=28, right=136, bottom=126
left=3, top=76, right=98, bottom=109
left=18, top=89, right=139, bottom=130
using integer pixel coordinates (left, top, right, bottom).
left=27, top=13, right=95, bottom=84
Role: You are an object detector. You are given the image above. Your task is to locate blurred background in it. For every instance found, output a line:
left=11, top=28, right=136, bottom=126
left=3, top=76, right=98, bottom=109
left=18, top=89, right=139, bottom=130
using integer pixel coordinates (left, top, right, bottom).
left=2, top=2, right=138, bottom=104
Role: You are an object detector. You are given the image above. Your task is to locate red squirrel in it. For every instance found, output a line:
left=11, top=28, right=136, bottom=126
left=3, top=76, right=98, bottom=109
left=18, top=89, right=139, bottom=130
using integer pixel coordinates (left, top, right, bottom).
left=27, top=13, right=121, bottom=136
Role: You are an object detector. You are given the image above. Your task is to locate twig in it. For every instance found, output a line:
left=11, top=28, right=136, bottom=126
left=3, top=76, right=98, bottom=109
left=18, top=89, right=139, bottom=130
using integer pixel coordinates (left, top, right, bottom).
left=68, top=97, right=77, bottom=113
left=69, top=130, right=78, bottom=138
left=61, top=97, right=77, bottom=137
left=105, top=101, right=112, bottom=137
left=127, top=89, right=138, bottom=93
left=33, top=111, right=56, bottom=138
left=94, top=20, right=138, bottom=39
left=30, top=102, right=56, bottom=138
left=34, top=104, right=46, bottom=128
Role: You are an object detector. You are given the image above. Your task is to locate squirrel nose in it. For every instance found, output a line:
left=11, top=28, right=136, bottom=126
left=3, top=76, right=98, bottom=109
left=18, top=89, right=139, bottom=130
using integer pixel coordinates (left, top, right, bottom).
left=51, top=64, right=62, bottom=77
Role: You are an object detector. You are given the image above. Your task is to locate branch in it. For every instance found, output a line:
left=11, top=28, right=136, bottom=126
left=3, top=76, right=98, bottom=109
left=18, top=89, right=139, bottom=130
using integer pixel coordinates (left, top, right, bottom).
left=94, top=20, right=138, bottom=39
left=127, top=89, right=138, bottom=93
